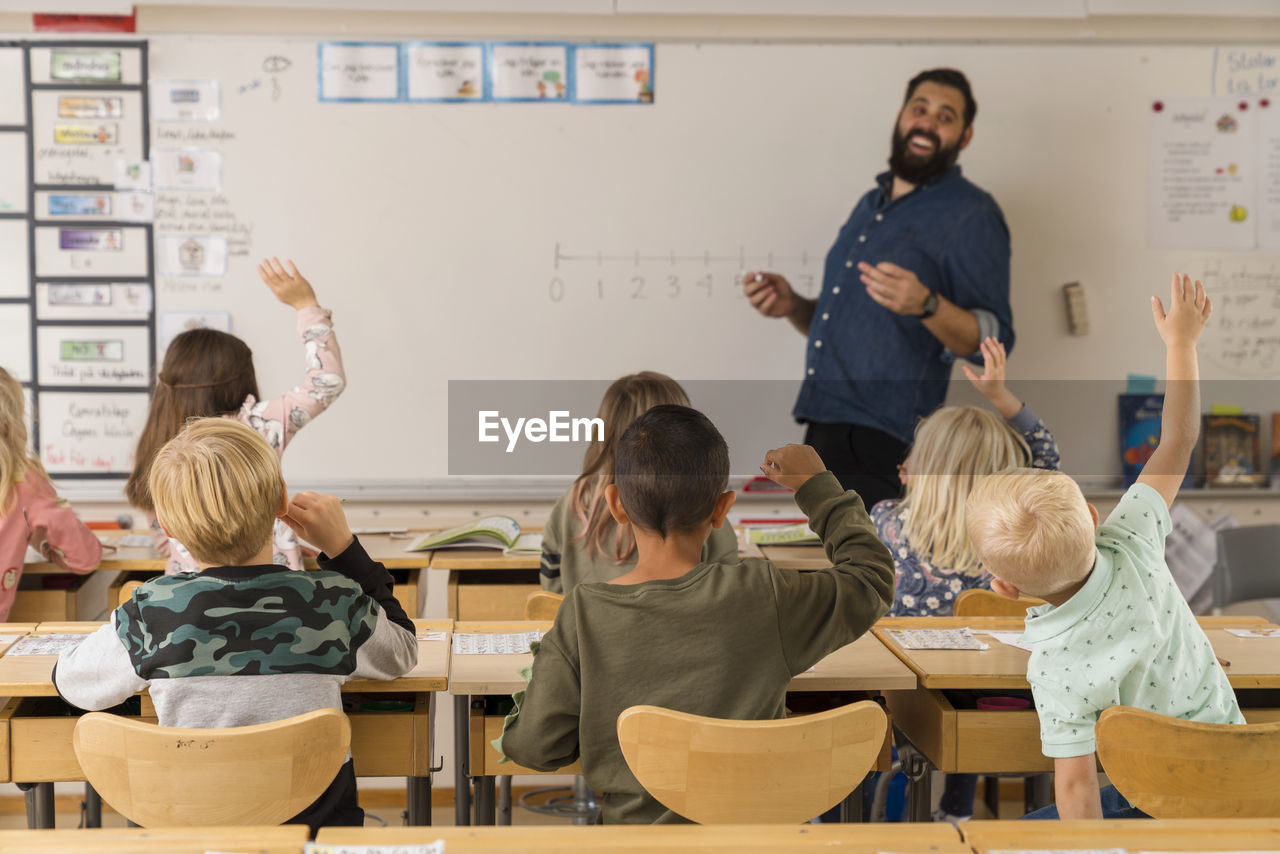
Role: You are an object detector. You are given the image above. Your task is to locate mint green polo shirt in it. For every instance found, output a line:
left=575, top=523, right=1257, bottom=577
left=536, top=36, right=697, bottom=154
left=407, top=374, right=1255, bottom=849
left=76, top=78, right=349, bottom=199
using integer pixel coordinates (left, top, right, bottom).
left=1021, top=482, right=1244, bottom=759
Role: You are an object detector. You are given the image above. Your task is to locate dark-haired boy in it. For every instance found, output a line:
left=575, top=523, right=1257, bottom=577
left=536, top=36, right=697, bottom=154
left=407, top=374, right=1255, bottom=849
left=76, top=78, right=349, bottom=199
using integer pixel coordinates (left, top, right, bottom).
left=497, top=404, right=895, bottom=824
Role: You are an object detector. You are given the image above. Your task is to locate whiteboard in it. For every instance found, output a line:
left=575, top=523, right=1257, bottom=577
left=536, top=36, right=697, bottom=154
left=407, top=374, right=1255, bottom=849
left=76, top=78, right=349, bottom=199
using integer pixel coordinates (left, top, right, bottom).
left=120, top=37, right=1280, bottom=488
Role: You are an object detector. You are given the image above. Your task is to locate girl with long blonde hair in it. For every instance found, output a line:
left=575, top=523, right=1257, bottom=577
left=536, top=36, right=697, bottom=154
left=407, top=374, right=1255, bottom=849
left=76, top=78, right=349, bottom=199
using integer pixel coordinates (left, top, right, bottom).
left=870, top=337, right=1059, bottom=821
left=0, top=367, right=101, bottom=619
left=540, top=372, right=738, bottom=593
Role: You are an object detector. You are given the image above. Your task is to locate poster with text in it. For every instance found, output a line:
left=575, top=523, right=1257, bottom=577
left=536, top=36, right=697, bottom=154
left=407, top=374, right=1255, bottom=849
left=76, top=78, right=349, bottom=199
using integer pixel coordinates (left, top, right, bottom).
left=1149, top=97, right=1258, bottom=250
left=405, top=42, right=486, bottom=102
left=38, top=391, right=149, bottom=475
left=1258, top=103, right=1280, bottom=252
left=35, top=282, right=152, bottom=321
left=31, top=90, right=144, bottom=186
left=0, top=305, right=31, bottom=382
left=490, top=43, right=570, bottom=102
left=37, top=325, right=150, bottom=388
left=34, top=225, right=148, bottom=278
left=572, top=44, right=653, bottom=104
left=153, top=147, right=222, bottom=191
left=318, top=42, right=400, bottom=102
left=151, top=79, right=220, bottom=122
left=157, top=233, right=228, bottom=276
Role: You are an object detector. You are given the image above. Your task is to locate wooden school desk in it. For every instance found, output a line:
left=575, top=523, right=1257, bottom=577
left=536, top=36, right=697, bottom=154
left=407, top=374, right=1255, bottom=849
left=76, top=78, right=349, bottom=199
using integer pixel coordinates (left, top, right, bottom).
left=20, top=532, right=432, bottom=622
left=960, top=817, right=1280, bottom=851
left=447, top=620, right=916, bottom=826
left=0, top=619, right=450, bottom=829
left=0, top=825, right=309, bottom=854
left=874, top=615, right=1280, bottom=819
left=317, top=822, right=970, bottom=853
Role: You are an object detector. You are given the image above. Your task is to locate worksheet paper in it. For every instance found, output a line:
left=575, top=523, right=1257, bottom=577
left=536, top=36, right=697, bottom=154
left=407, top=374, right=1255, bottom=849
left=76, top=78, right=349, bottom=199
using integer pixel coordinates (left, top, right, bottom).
left=1225, top=627, right=1280, bottom=638
left=5, top=634, right=88, bottom=656
left=452, top=632, right=543, bottom=655
left=416, top=631, right=447, bottom=642
left=887, top=628, right=989, bottom=651
left=979, top=630, right=1036, bottom=652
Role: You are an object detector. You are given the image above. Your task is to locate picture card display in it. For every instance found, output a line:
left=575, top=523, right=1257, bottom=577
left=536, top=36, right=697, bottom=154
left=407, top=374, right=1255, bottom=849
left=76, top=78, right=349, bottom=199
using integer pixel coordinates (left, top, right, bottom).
left=35, top=225, right=148, bottom=278
left=38, top=391, right=149, bottom=475
left=36, top=325, right=150, bottom=387
left=405, top=42, right=486, bottom=102
left=573, top=44, right=654, bottom=103
left=490, top=43, right=570, bottom=101
left=36, top=282, right=152, bottom=321
left=318, top=42, right=400, bottom=102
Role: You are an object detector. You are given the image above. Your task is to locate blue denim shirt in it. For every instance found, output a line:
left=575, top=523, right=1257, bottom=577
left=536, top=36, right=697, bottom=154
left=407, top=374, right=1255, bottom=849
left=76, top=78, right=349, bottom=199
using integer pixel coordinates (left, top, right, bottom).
left=793, top=166, right=1013, bottom=443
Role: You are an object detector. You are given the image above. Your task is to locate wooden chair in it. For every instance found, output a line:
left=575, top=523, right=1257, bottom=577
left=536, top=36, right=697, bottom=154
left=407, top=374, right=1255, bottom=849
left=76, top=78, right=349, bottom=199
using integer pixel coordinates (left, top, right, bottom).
left=524, top=590, right=564, bottom=621
left=1096, top=705, right=1280, bottom=817
left=117, top=580, right=144, bottom=607
left=617, top=700, right=887, bottom=824
left=952, top=588, right=1046, bottom=618
left=73, top=708, right=350, bottom=827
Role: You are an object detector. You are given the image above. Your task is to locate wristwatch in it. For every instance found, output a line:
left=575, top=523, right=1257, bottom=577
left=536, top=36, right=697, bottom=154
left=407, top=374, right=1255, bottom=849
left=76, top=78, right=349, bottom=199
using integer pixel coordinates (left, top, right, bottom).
left=918, top=288, right=940, bottom=319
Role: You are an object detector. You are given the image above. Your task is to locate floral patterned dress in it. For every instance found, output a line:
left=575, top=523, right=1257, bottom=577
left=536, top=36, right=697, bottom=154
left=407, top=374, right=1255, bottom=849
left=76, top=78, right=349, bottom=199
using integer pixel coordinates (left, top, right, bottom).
left=872, top=405, right=1059, bottom=618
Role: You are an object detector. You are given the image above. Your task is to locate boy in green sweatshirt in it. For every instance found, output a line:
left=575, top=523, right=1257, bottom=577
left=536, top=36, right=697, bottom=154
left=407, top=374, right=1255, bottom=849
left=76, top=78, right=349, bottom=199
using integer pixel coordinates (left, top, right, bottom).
left=498, top=404, right=895, bottom=823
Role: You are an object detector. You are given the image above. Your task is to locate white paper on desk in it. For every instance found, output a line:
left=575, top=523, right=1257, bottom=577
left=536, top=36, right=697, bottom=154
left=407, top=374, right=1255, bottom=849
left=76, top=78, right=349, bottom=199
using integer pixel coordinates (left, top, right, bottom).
left=352, top=526, right=409, bottom=535
left=0, top=635, right=23, bottom=646
left=453, top=631, right=543, bottom=655
left=1225, top=627, right=1280, bottom=638
left=303, top=840, right=445, bottom=854
left=6, top=633, right=88, bottom=656
left=96, top=534, right=120, bottom=546
left=417, top=631, right=447, bottom=641
left=23, top=546, right=42, bottom=563
left=119, top=533, right=152, bottom=548
left=979, top=630, right=1035, bottom=652
left=888, top=628, right=989, bottom=651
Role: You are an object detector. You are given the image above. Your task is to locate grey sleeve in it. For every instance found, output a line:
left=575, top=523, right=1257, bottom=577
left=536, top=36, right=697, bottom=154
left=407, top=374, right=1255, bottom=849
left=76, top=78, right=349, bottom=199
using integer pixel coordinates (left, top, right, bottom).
left=350, top=614, right=419, bottom=681
left=945, top=308, right=1001, bottom=365
left=54, top=620, right=148, bottom=710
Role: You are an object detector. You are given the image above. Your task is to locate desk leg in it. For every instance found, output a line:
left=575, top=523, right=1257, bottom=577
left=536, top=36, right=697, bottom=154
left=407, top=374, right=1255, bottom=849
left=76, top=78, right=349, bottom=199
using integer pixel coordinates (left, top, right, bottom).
left=497, top=775, right=512, bottom=825
left=900, top=744, right=932, bottom=823
left=1024, top=773, right=1053, bottom=815
left=473, top=775, right=496, bottom=825
left=839, top=780, right=864, bottom=822
left=23, top=783, right=54, bottom=829
left=453, top=694, right=472, bottom=827
left=84, top=784, right=102, bottom=827
left=407, top=777, right=431, bottom=826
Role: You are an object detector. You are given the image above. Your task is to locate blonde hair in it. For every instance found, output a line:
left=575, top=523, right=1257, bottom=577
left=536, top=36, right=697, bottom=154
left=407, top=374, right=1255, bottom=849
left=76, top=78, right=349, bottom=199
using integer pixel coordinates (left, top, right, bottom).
left=149, top=418, right=283, bottom=566
left=964, top=467, right=1095, bottom=597
left=0, top=368, right=45, bottom=512
left=570, top=372, right=690, bottom=561
left=900, top=406, right=1030, bottom=578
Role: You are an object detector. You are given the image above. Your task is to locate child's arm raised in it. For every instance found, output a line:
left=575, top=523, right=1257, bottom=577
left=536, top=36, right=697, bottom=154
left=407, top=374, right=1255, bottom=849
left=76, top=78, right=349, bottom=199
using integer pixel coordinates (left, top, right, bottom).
left=245, top=258, right=346, bottom=454
left=961, top=336, right=1060, bottom=470
left=1140, top=274, right=1212, bottom=508
left=760, top=444, right=895, bottom=673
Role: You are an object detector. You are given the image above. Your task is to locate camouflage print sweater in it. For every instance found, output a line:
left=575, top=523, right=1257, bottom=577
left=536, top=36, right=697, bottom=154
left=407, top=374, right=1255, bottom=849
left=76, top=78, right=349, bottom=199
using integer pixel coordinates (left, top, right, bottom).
left=53, top=537, right=417, bottom=832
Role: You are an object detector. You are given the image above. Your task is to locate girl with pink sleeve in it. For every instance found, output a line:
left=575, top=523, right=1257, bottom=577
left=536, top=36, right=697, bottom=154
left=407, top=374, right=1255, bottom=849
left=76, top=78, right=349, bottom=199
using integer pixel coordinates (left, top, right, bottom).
left=126, top=259, right=346, bottom=574
left=0, top=368, right=101, bottom=620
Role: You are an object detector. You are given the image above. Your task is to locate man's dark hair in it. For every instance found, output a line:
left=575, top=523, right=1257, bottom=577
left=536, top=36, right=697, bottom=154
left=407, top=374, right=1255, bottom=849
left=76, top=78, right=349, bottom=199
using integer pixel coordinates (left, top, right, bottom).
left=903, top=68, right=976, bottom=128
left=614, top=404, right=729, bottom=538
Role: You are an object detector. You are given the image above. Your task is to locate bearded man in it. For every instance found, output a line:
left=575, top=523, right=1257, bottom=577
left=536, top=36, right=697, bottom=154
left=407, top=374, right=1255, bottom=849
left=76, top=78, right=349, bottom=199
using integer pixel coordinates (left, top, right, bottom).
left=743, top=68, right=1014, bottom=507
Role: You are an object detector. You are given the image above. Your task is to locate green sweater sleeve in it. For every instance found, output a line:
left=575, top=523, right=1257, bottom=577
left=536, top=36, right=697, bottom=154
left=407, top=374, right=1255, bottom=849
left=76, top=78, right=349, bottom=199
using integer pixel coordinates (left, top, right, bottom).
left=493, top=620, right=582, bottom=772
left=770, top=471, right=895, bottom=675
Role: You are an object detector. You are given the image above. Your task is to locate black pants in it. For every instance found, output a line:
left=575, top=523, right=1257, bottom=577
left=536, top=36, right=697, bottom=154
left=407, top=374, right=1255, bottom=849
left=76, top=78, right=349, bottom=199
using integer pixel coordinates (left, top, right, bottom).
left=288, top=758, right=363, bottom=838
left=802, top=422, right=907, bottom=509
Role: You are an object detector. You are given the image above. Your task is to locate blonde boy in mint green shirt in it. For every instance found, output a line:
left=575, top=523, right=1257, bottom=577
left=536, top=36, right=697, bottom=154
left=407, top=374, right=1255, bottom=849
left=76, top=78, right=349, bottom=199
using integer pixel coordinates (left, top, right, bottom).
left=965, top=274, right=1241, bottom=819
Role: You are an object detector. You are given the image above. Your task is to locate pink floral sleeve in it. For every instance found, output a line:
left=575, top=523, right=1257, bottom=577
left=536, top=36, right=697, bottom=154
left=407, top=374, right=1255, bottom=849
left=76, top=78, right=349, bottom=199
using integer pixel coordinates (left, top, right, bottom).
left=237, top=305, right=345, bottom=459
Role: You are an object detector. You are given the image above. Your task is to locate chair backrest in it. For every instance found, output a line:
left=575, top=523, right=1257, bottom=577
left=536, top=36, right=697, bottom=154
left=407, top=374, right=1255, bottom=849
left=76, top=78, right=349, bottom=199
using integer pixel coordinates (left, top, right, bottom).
left=524, top=590, right=564, bottom=621
left=118, top=580, right=144, bottom=607
left=73, top=708, right=351, bottom=827
left=1213, top=524, right=1280, bottom=609
left=616, top=700, right=887, bottom=824
left=1096, top=705, right=1280, bottom=817
left=952, top=588, right=1046, bottom=618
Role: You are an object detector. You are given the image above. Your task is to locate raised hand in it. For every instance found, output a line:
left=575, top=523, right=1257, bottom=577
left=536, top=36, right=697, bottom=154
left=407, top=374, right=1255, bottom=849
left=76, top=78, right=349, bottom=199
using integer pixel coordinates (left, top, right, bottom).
left=258, top=257, right=320, bottom=310
left=280, top=491, right=353, bottom=557
left=960, top=336, right=1021, bottom=418
left=1151, top=273, right=1212, bottom=349
left=759, top=443, right=827, bottom=491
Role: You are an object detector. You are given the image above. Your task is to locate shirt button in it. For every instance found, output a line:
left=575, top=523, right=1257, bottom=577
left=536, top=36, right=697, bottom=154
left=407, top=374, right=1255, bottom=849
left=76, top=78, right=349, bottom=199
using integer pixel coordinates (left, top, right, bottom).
left=875, top=213, right=884, bottom=222
left=832, top=286, right=840, bottom=294
left=845, top=260, right=853, bottom=268
left=858, top=235, right=867, bottom=243
left=822, top=312, right=829, bottom=321
left=814, top=340, right=822, bottom=348
left=807, top=368, right=815, bottom=376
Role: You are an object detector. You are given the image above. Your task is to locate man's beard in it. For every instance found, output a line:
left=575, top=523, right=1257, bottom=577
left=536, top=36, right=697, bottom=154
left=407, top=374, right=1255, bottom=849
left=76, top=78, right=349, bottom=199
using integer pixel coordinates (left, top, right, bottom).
left=888, top=126, right=960, bottom=186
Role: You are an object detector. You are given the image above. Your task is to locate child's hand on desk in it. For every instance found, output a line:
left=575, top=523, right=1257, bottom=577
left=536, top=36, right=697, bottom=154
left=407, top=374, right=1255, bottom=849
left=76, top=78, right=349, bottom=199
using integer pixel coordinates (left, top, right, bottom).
left=257, top=257, right=320, bottom=310
left=281, top=491, right=353, bottom=558
left=760, top=443, right=827, bottom=491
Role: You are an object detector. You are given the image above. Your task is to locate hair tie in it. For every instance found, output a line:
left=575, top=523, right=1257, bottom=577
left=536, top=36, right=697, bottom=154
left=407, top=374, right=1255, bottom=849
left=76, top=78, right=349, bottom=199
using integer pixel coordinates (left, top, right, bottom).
left=157, top=373, right=243, bottom=390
